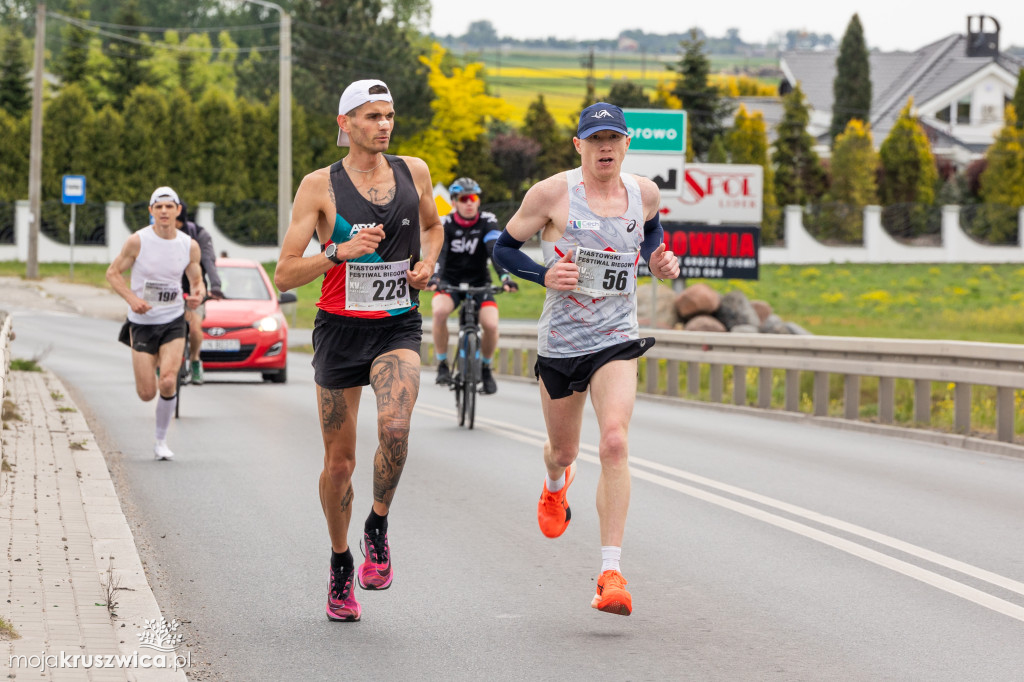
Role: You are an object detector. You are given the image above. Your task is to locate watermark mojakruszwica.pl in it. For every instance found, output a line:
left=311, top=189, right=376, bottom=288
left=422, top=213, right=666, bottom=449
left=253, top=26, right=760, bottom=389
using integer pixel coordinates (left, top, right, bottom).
left=9, top=615, right=191, bottom=672
left=9, top=650, right=191, bottom=672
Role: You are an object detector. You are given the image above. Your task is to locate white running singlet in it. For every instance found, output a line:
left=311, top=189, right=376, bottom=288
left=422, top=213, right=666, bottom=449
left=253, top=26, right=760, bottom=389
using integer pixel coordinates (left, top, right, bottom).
left=127, top=226, right=192, bottom=325
left=537, top=168, right=645, bottom=358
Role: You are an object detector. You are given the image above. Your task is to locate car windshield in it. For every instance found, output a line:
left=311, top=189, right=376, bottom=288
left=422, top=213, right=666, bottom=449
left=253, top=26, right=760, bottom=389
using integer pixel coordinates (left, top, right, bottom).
left=219, top=266, right=271, bottom=301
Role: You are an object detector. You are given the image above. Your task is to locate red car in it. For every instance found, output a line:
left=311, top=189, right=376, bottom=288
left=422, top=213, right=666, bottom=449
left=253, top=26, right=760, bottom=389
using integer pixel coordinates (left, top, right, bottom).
left=200, top=258, right=296, bottom=383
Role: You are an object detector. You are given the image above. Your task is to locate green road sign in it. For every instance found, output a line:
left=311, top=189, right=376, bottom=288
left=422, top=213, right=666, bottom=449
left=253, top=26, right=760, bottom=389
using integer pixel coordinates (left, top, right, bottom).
left=623, top=109, right=687, bottom=154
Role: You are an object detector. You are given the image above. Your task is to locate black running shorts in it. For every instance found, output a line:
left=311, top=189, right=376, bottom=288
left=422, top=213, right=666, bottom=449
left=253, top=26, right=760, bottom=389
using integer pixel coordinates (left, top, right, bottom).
left=311, top=309, right=423, bottom=389
left=119, top=315, right=188, bottom=355
left=534, top=337, right=655, bottom=400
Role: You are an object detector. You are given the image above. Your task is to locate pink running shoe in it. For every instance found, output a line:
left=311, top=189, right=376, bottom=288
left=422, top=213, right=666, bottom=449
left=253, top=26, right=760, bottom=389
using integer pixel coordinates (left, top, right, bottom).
left=357, top=529, right=393, bottom=590
left=326, top=565, right=361, bottom=622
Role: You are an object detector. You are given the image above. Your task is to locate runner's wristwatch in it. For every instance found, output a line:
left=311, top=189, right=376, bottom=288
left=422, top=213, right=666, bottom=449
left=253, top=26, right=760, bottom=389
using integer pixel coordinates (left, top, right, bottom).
left=324, top=243, right=342, bottom=265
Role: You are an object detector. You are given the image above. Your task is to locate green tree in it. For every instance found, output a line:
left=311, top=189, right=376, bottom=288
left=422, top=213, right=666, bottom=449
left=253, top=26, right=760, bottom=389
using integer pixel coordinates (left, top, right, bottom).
left=81, top=36, right=114, bottom=109
left=396, top=44, right=512, bottom=184
left=89, top=105, right=129, bottom=201
left=830, top=13, right=871, bottom=142
left=238, top=96, right=276, bottom=201
left=772, top=82, right=826, bottom=207
left=0, top=29, right=30, bottom=119
left=1012, top=68, right=1024, bottom=131
left=104, top=0, right=155, bottom=110
left=823, top=119, right=878, bottom=240
left=453, top=132, right=510, bottom=203
left=195, top=89, right=246, bottom=206
left=0, top=107, right=28, bottom=200
left=120, top=85, right=170, bottom=202
left=727, top=104, right=780, bottom=242
left=706, top=134, right=728, bottom=162
left=521, top=94, right=574, bottom=182
left=977, top=105, right=1024, bottom=242
left=293, top=0, right=432, bottom=152
left=879, top=99, right=937, bottom=205
left=42, top=83, right=95, bottom=201
left=164, top=87, right=201, bottom=195
left=670, top=29, right=733, bottom=160
left=606, top=80, right=656, bottom=109
left=53, top=0, right=92, bottom=87
left=878, top=98, right=938, bottom=237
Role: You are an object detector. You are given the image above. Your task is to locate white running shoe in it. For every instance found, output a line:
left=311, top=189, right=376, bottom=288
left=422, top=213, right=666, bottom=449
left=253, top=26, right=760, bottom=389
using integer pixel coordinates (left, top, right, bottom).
left=154, top=440, right=175, bottom=461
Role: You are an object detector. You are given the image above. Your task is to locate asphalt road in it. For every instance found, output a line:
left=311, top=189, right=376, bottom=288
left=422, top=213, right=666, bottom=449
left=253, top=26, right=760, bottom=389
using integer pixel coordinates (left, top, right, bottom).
left=7, top=306, right=1024, bottom=681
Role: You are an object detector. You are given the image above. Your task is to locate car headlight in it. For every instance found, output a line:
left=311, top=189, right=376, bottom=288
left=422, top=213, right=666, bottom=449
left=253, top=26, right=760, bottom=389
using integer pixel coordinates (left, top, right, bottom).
left=254, top=315, right=281, bottom=332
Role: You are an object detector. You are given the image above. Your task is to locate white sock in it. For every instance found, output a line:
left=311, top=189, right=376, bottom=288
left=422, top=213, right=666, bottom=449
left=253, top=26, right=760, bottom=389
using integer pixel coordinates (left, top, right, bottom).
left=546, top=473, right=564, bottom=493
left=601, top=546, right=621, bottom=573
left=155, top=393, right=176, bottom=441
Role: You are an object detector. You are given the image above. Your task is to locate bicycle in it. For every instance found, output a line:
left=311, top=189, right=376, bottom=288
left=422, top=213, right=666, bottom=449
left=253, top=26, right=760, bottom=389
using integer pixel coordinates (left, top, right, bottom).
left=438, top=283, right=501, bottom=430
left=176, top=293, right=213, bottom=419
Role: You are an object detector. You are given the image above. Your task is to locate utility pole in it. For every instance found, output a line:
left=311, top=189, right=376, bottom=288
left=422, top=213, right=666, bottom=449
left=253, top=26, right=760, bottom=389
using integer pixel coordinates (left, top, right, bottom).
left=581, top=47, right=595, bottom=106
left=26, top=2, right=45, bottom=279
left=277, top=10, right=291, bottom=248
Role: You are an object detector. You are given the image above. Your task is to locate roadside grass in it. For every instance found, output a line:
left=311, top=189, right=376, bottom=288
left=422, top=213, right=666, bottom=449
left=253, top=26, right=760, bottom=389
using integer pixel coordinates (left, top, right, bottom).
left=10, top=260, right=1022, bottom=344
left=0, top=615, right=19, bottom=640
left=7, top=260, right=1021, bottom=438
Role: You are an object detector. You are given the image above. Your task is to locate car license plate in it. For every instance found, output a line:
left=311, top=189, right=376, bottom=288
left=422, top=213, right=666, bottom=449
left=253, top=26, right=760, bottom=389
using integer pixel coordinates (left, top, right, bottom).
left=202, top=338, right=240, bottom=352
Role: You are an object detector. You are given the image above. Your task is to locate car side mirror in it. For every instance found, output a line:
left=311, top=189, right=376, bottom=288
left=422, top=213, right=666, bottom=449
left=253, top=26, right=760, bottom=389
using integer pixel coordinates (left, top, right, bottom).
left=278, top=291, right=298, bottom=304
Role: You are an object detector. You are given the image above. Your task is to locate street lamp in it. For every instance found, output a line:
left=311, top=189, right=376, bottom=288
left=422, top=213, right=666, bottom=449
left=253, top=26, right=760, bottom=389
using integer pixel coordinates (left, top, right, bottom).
left=244, top=0, right=291, bottom=248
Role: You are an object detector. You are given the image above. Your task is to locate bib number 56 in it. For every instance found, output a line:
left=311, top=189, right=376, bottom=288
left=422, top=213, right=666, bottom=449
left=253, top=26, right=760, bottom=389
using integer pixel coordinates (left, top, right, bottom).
left=602, top=270, right=629, bottom=292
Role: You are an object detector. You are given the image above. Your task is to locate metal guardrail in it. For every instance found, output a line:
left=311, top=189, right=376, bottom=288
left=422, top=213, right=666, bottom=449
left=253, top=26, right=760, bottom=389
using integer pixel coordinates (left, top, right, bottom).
left=422, top=321, right=1024, bottom=444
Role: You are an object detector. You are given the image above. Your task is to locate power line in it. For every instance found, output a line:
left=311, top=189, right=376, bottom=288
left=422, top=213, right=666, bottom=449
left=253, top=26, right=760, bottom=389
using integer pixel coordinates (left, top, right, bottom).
left=48, top=12, right=280, bottom=54
left=48, top=11, right=277, bottom=35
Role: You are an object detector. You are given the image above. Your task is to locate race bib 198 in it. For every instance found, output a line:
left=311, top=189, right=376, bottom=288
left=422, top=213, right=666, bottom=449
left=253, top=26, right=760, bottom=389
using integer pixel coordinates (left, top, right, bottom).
left=142, top=280, right=181, bottom=306
left=574, top=247, right=638, bottom=297
left=345, top=259, right=411, bottom=311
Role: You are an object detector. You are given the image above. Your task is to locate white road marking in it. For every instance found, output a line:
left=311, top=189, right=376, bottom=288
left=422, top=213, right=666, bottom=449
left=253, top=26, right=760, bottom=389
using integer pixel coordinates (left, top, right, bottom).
left=419, top=404, right=1024, bottom=623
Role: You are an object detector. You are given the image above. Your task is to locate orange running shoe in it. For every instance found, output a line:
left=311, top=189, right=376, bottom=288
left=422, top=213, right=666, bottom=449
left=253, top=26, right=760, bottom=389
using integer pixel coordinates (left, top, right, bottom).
left=591, top=569, right=632, bottom=616
left=537, top=462, right=577, bottom=538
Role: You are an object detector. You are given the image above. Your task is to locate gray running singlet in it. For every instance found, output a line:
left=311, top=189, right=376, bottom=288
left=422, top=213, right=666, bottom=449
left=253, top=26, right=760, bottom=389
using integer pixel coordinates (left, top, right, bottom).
left=128, top=226, right=192, bottom=325
left=537, top=168, right=645, bottom=358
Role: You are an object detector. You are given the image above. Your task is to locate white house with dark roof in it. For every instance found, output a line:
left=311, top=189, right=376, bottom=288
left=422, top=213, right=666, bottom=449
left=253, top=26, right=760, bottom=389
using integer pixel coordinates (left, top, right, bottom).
left=778, top=15, right=1023, bottom=165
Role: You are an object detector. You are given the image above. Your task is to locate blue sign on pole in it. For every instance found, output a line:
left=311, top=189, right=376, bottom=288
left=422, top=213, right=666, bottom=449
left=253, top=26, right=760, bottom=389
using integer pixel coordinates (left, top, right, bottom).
left=62, top=175, right=86, bottom=205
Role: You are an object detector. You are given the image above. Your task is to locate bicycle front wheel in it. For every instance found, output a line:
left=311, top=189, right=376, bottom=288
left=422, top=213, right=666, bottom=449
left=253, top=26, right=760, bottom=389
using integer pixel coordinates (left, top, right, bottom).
left=175, top=337, right=190, bottom=419
left=462, top=332, right=478, bottom=429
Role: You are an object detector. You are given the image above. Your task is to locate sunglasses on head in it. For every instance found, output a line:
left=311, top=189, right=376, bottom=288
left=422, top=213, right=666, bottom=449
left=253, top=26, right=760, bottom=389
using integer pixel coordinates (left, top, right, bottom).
left=457, top=194, right=479, bottom=203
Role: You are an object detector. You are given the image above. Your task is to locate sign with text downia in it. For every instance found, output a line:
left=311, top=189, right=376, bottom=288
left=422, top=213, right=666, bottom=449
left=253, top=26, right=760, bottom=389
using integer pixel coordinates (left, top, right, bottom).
left=622, top=109, right=686, bottom=154
left=663, top=223, right=760, bottom=280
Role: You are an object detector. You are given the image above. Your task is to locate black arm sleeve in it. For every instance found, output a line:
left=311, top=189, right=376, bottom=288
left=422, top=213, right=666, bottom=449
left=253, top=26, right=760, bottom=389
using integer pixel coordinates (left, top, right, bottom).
left=640, top=213, right=665, bottom=265
left=492, top=230, right=547, bottom=287
left=484, top=230, right=509, bottom=279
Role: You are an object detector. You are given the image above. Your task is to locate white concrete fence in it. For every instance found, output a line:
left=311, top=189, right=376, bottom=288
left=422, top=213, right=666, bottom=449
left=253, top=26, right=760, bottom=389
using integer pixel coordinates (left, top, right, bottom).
left=3, top=201, right=1024, bottom=265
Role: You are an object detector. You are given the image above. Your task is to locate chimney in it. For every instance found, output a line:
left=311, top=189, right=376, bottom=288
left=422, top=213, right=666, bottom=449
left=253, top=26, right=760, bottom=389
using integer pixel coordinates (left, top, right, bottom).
left=966, top=15, right=1000, bottom=57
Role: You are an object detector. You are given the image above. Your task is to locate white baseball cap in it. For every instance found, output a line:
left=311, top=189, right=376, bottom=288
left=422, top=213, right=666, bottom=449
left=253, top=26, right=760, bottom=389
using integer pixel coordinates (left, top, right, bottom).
left=149, top=186, right=180, bottom=206
left=337, top=79, right=393, bottom=146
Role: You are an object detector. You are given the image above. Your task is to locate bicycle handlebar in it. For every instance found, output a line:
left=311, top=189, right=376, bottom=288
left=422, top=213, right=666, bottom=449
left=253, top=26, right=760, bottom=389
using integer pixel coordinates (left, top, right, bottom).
left=437, top=283, right=503, bottom=296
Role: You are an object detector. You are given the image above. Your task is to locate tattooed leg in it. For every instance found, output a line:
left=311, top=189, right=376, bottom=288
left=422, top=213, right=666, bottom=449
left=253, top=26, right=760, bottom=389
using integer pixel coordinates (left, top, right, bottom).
left=316, top=384, right=362, bottom=553
left=369, top=349, right=421, bottom=513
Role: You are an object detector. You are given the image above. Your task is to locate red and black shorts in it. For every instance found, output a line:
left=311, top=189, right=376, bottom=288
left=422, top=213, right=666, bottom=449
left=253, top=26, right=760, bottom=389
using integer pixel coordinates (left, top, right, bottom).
left=534, top=337, right=655, bottom=400
left=434, top=289, right=497, bottom=311
left=311, top=309, right=423, bottom=389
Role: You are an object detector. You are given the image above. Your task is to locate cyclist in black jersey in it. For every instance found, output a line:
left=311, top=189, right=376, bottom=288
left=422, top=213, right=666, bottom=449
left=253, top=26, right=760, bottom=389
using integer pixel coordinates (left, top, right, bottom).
left=176, top=202, right=224, bottom=385
left=428, top=177, right=517, bottom=394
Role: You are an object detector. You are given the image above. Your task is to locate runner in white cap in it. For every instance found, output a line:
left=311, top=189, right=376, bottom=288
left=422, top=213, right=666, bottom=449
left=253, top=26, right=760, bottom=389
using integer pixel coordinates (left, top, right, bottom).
left=274, top=78, right=443, bottom=622
left=107, top=186, right=204, bottom=461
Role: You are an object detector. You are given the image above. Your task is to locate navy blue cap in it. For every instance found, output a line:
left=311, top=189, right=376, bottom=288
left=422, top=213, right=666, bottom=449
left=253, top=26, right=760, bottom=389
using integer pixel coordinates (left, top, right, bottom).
left=577, top=102, right=629, bottom=139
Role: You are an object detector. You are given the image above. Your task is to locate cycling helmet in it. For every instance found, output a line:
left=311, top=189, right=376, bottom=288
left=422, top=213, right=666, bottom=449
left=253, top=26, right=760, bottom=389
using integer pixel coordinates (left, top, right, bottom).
left=448, top=177, right=481, bottom=197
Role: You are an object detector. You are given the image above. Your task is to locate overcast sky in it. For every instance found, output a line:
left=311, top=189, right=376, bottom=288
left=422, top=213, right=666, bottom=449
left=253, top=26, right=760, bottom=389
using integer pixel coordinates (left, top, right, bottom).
left=428, top=3, right=1024, bottom=52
